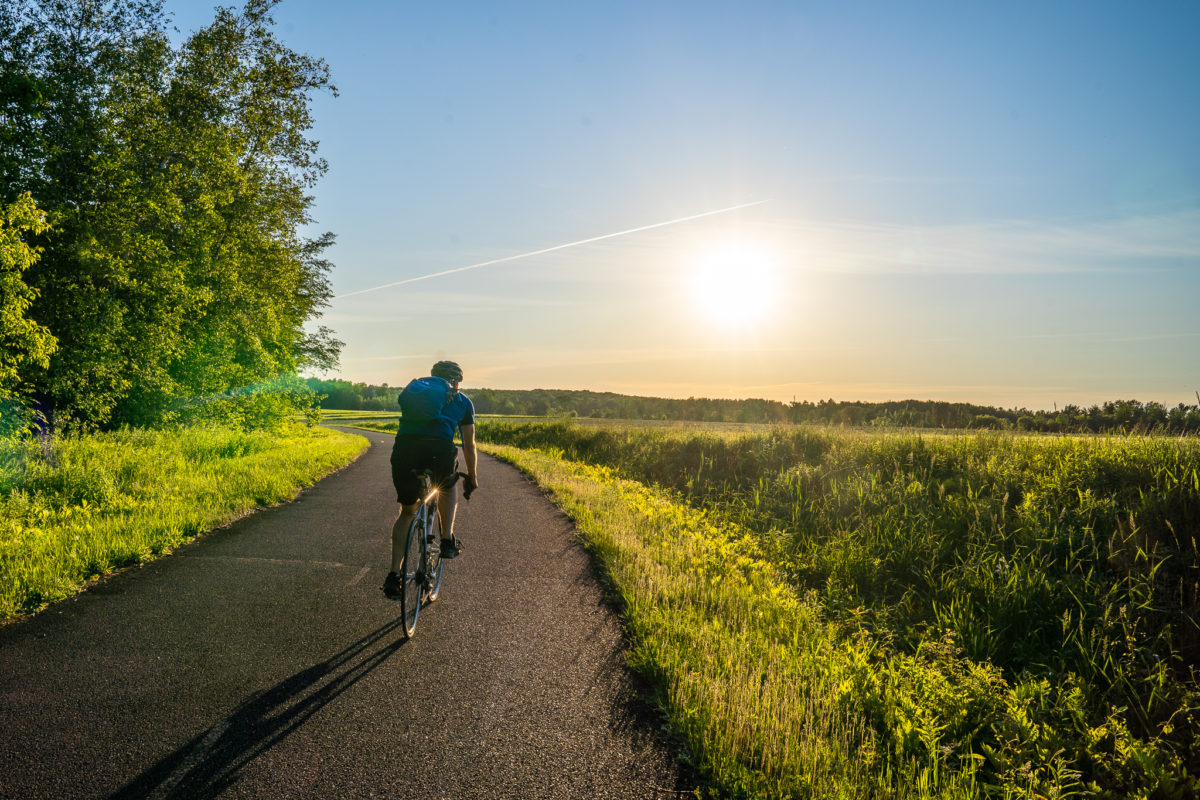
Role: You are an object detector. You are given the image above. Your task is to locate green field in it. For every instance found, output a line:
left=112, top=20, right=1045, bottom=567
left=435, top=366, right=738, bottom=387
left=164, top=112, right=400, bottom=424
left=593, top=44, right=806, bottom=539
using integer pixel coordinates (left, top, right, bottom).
left=6, top=411, right=1195, bottom=795
left=477, top=420, right=1199, bottom=799
left=318, top=408, right=772, bottom=433
left=0, top=424, right=366, bottom=620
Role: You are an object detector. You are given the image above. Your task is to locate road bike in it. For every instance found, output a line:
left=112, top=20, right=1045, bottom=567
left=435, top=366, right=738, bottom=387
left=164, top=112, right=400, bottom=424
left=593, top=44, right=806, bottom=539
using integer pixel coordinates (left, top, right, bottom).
left=397, top=469, right=467, bottom=638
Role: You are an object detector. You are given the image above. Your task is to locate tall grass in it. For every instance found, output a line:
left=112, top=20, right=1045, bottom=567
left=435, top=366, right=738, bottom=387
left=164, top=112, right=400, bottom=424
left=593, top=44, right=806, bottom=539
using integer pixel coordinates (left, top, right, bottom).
left=479, top=422, right=1200, bottom=799
left=0, top=424, right=366, bottom=619
left=485, top=444, right=984, bottom=798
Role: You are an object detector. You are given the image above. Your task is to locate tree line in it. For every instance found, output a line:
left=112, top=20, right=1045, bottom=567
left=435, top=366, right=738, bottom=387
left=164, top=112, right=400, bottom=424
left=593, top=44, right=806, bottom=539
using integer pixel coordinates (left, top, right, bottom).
left=309, top=378, right=1200, bottom=434
left=0, top=0, right=339, bottom=432
left=791, top=397, right=1200, bottom=434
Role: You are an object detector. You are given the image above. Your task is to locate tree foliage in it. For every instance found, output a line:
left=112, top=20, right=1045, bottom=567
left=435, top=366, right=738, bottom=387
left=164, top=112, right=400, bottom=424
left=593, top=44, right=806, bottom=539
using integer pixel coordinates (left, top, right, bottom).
left=0, top=192, right=55, bottom=394
left=0, top=0, right=339, bottom=429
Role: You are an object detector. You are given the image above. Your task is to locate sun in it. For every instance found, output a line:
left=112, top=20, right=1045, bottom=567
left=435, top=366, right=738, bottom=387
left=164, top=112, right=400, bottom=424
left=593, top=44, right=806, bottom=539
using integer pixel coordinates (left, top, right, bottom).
left=688, top=241, right=778, bottom=328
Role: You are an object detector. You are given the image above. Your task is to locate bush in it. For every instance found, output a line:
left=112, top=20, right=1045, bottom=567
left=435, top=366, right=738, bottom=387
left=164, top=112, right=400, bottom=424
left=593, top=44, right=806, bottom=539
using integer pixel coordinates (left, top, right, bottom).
left=171, top=375, right=321, bottom=430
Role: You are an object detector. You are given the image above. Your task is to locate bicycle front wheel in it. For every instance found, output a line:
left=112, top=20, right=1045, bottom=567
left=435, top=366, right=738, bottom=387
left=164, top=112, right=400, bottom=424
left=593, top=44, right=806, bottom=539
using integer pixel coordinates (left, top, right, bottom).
left=399, top=514, right=423, bottom=637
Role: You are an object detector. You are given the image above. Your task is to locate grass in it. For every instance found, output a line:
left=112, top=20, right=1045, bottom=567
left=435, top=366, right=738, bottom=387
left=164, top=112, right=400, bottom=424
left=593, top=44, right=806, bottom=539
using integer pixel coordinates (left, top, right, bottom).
left=0, top=423, right=367, bottom=619
left=484, top=442, right=983, bottom=798
left=477, top=421, right=1200, bottom=799
left=319, top=409, right=773, bottom=433
left=314, top=409, right=400, bottom=420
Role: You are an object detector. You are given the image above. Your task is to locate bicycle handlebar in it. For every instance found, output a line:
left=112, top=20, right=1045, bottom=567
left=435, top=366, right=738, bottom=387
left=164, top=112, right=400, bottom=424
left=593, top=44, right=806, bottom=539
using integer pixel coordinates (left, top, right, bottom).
left=454, top=471, right=475, bottom=499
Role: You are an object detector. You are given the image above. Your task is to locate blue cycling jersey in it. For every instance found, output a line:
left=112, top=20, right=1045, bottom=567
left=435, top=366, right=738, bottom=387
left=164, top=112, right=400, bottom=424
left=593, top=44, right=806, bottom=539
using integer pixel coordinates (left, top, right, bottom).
left=396, top=391, right=475, bottom=442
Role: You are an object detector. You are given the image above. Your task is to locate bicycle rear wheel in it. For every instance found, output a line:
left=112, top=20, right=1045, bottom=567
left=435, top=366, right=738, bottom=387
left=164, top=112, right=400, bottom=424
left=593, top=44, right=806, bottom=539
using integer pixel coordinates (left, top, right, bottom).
left=399, top=513, right=423, bottom=637
left=424, top=499, right=445, bottom=602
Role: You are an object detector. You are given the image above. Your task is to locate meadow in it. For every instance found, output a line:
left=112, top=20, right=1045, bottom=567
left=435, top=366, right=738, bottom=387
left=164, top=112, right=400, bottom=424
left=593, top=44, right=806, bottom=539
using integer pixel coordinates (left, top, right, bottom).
left=318, top=408, right=768, bottom=433
left=0, top=424, right=366, bottom=620
left=470, top=420, right=1198, bottom=799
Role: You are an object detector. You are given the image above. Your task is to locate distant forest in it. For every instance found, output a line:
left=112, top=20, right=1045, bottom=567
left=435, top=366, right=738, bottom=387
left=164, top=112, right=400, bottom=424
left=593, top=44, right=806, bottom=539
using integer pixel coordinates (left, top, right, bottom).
left=304, top=378, right=1200, bottom=434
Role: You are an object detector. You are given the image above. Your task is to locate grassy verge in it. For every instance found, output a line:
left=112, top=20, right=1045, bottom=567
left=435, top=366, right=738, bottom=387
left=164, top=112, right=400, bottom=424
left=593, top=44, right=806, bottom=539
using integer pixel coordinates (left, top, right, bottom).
left=479, top=425, right=1200, bottom=799
left=483, top=442, right=982, bottom=798
left=0, top=424, right=367, bottom=620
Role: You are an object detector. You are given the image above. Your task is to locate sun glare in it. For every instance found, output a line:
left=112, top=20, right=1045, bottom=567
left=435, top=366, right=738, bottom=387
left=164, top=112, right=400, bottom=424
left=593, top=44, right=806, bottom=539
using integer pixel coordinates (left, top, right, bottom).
left=689, top=241, right=778, bottom=329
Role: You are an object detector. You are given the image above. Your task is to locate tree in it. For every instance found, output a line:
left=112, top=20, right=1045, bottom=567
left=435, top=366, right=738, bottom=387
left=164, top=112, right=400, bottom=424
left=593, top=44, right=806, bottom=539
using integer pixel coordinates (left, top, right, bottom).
left=0, top=5, right=46, bottom=202
left=0, top=1, right=167, bottom=426
left=1, top=0, right=339, bottom=429
left=0, top=192, right=55, bottom=394
left=107, top=1, right=340, bottom=424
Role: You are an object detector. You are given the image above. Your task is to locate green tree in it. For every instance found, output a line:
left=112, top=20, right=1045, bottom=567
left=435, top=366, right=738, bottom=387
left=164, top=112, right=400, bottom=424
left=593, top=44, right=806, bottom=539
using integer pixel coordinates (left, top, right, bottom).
left=0, top=0, right=169, bottom=426
left=0, top=192, right=55, bottom=394
left=1, top=0, right=339, bottom=429
left=0, top=4, right=46, bottom=201
left=105, top=0, right=341, bottom=424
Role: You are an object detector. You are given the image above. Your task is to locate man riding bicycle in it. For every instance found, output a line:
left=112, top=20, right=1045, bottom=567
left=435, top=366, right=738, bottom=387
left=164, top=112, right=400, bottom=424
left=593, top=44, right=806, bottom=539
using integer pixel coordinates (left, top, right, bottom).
left=383, top=360, right=479, bottom=599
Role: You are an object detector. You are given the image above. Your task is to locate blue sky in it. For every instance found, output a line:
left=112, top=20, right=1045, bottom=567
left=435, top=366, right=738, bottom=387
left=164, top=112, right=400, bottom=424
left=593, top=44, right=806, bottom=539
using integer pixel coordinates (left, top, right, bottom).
left=169, top=1, right=1200, bottom=409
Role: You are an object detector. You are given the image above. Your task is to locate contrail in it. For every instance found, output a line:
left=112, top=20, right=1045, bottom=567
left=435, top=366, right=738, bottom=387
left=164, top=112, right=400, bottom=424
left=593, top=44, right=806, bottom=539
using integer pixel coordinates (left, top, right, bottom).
left=333, top=200, right=768, bottom=300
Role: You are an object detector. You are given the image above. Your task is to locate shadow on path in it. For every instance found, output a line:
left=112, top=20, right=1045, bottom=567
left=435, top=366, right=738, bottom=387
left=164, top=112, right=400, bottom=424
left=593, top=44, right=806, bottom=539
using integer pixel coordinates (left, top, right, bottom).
left=110, top=618, right=407, bottom=800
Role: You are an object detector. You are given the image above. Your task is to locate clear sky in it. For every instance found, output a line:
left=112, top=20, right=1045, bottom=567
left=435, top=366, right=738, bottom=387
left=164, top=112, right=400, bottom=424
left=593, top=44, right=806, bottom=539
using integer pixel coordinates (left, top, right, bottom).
left=167, top=1, right=1200, bottom=410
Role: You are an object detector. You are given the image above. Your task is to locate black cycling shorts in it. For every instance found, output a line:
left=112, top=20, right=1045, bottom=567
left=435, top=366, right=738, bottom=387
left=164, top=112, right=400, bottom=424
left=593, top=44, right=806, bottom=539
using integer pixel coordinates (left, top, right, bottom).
left=391, top=436, right=458, bottom=505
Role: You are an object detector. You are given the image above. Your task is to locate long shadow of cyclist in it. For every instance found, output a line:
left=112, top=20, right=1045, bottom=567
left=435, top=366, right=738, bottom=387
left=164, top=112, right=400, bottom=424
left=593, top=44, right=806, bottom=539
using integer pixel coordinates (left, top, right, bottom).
left=109, top=618, right=407, bottom=800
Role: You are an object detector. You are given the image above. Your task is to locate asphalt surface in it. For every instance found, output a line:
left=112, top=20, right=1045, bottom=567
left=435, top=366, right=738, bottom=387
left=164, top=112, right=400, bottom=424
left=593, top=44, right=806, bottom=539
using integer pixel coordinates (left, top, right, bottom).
left=0, top=429, right=690, bottom=799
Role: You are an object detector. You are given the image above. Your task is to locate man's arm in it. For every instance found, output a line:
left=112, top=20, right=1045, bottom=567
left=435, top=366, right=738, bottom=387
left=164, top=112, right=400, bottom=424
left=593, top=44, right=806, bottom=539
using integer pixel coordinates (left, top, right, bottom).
left=460, top=423, right=479, bottom=494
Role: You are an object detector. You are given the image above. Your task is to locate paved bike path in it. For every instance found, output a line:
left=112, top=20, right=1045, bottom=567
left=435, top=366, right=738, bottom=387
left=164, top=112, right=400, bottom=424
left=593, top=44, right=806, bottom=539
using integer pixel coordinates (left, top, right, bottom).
left=0, top=429, right=688, bottom=799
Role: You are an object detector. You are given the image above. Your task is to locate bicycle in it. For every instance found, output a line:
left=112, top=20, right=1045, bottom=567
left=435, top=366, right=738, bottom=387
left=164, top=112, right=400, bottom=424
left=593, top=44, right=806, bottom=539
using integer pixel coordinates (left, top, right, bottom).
left=396, top=469, right=468, bottom=638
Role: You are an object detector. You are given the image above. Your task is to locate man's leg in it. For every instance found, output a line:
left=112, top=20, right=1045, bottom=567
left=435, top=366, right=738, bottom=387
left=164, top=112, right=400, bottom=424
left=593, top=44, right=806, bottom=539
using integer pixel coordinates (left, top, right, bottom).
left=437, top=481, right=459, bottom=542
left=390, top=502, right=420, bottom=573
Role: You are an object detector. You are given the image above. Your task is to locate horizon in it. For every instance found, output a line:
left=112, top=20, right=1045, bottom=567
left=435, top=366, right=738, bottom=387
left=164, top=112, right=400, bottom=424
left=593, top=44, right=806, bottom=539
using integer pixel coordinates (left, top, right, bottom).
left=169, top=1, right=1200, bottom=410
left=306, top=375, right=1200, bottom=415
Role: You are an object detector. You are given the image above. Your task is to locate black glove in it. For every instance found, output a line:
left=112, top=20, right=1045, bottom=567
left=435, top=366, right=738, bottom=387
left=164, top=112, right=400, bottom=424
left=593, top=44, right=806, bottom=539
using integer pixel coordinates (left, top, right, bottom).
left=463, top=474, right=478, bottom=500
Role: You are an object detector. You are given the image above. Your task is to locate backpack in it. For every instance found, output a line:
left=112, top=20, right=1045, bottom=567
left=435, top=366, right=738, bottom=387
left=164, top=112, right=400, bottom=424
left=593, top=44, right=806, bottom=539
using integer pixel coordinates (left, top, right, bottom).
left=398, top=376, right=453, bottom=421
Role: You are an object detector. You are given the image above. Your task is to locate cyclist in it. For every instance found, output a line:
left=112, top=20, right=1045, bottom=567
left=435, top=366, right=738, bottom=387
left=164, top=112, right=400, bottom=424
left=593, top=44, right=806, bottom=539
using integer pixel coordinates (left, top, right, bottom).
left=383, top=360, right=479, bottom=599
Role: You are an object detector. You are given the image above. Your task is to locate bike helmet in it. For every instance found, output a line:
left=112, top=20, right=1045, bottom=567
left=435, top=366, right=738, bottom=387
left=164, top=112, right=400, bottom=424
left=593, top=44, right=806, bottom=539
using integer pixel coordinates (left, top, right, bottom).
left=430, top=360, right=464, bottom=382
